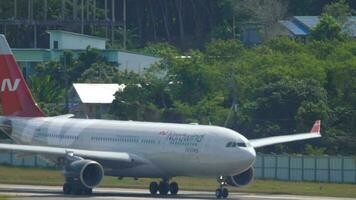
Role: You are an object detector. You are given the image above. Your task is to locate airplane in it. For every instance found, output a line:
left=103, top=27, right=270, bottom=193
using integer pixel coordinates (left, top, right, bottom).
left=0, top=34, right=321, bottom=199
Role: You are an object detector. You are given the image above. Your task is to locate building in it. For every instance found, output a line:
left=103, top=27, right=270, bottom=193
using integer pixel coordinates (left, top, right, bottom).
left=280, top=16, right=356, bottom=38
left=48, top=30, right=107, bottom=50
left=70, top=83, right=125, bottom=119
left=11, top=30, right=161, bottom=78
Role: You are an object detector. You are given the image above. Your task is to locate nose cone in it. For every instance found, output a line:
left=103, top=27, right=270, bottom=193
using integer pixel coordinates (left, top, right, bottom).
left=227, top=146, right=256, bottom=175
left=245, top=147, right=256, bottom=167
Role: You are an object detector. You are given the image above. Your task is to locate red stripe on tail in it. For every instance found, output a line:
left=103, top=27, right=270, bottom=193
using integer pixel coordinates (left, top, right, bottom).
left=0, top=35, right=45, bottom=117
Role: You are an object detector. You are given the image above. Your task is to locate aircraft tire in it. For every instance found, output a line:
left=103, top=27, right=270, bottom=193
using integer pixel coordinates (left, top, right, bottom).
left=84, top=188, right=93, bottom=195
left=149, top=182, right=159, bottom=194
left=63, top=183, right=71, bottom=194
left=215, top=188, right=228, bottom=199
left=222, top=188, right=228, bottom=198
left=169, top=182, right=179, bottom=195
left=215, top=189, right=222, bottom=198
left=158, top=181, right=169, bottom=195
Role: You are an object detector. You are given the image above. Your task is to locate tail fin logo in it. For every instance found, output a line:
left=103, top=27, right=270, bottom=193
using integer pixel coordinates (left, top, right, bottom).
left=1, top=79, right=21, bottom=92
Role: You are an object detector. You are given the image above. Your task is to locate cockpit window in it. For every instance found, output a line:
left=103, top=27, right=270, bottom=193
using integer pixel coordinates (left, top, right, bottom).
left=237, top=142, right=247, bottom=147
left=226, top=141, right=247, bottom=148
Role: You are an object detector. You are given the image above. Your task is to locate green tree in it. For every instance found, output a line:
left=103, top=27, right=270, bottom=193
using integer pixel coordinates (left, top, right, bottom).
left=323, top=0, right=353, bottom=22
left=29, top=75, right=64, bottom=116
left=311, top=14, right=343, bottom=41
left=79, top=63, right=119, bottom=83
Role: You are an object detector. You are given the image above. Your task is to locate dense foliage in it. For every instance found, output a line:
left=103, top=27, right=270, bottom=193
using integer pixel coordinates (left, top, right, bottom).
left=107, top=37, right=356, bottom=155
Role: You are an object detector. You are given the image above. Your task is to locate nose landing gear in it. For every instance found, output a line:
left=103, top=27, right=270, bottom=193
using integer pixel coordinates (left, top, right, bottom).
left=215, top=176, right=229, bottom=199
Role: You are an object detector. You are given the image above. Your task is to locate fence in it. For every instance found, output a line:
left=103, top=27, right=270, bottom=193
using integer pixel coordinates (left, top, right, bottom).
left=254, top=154, right=356, bottom=184
left=0, top=151, right=54, bottom=168
left=0, top=151, right=355, bottom=184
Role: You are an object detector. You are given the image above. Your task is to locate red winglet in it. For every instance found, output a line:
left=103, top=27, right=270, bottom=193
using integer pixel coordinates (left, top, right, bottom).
left=310, top=120, right=321, bottom=134
left=0, top=34, right=45, bottom=117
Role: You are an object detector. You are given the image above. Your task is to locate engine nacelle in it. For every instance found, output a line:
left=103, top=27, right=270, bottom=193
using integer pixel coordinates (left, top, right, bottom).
left=64, top=159, right=104, bottom=188
left=226, top=167, right=254, bottom=187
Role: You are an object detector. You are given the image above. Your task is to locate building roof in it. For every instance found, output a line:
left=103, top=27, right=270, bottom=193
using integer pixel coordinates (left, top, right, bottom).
left=47, top=30, right=107, bottom=50
left=280, top=16, right=356, bottom=37
left=279, top=20, right=309, bottom=36
left=73, top=83, right=125, bottom=104
left=294, top=16, right=320, bottom=28
left=47, top=30, right=107, bottom=41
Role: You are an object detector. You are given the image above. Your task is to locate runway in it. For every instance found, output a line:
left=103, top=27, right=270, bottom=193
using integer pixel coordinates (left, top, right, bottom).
left=0, top=184, right=354, bottom=200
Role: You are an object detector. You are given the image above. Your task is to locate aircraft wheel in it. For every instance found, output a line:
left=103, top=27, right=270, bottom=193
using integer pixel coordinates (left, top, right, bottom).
left=63, top=183, right=71, bottom=194
left=149, top=182, right=159, bottom=194
left=222, top=188, right=229, bottom=198
left=169, top=182, right=179, bottom=195
left=215, top=188, right=222, bottom=198
left=69, top=184, right=82, bottom=195
left=83, top=188, right=93, bottom=195
left=73, top=187, right=82, bottom=195
left=158, top=181, right=169, bottom=195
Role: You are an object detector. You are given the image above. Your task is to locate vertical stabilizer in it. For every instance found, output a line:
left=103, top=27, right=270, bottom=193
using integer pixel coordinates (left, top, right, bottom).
left=0, top=34, right=45, bottom=117
left=310, top=120, right=321, bottom=134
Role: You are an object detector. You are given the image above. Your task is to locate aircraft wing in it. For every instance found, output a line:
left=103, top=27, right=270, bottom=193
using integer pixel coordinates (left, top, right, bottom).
left=250, top=120, right=321, bottom=148
left=0, top=143, right=146, bottom=164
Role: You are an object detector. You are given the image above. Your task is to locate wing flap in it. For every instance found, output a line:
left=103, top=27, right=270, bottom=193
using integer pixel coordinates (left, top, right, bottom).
left=250, top=120, right=321, bottom=148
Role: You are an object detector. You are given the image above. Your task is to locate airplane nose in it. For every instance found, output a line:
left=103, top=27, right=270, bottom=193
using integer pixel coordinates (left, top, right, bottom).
left=245, top=147, right=256, bottom=166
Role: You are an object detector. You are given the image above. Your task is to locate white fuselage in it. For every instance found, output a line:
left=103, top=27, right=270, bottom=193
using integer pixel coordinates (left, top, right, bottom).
left=1, top=116, right=256, bottom=178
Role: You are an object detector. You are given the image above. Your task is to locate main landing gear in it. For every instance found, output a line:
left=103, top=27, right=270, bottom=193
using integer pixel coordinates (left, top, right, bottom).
left=63, top=179, right=92, bottom=195
left=149, top=179, right=179, bottom=195
left=215, top=176, right=229, bottom=199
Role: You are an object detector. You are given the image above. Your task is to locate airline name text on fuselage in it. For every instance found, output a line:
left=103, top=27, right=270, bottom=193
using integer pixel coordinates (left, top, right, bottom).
left=166, top=133, right=204, bottom=146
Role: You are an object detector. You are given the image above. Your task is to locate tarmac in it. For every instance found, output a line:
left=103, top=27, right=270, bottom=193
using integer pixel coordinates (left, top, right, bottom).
left=0, top=184, right=354, bottom=200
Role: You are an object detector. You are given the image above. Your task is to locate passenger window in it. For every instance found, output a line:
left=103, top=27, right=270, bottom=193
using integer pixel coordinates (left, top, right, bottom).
left=226, top=142, right=232, bottom=147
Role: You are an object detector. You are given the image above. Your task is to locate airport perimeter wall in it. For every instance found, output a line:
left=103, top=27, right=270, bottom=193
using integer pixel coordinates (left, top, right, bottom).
left=0, top=151, right=355, bottom=184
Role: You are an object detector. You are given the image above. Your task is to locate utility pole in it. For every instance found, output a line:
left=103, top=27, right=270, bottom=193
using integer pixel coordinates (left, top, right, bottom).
left=64, top=54, right=69, bottom=113
left=123, top=0, right=127, bottom=49
left=224, top=66, right=238, bottom=127
left=81, top=0, right=84, bottom=33
left=73, top=0, right=77, bottom=20
left=61, top=0, right=65, bottom=20
left=28, top=0, right=33, bottom=21
left=44, top=0, right=48, bottom=21
left=111, top=0, right=115, bottom=46
left=14, top=0, right=17, bottom=19
left=105, top=0, right=108, bottom=38
left=93, top=0, right=96, bottom=20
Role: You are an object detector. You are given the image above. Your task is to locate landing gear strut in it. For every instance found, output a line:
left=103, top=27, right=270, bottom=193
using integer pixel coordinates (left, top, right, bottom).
left=215, top=176, right=229, bottom=199
left=149, top=179, right=179, bottom=195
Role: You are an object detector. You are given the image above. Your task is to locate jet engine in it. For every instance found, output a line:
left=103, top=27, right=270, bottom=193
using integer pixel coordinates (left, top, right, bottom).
left=226, top=167, right=254, bottom=187
left=64, top=159, right=104, bottom=188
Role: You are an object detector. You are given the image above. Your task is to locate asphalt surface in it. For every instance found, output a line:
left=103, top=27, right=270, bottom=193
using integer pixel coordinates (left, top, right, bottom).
left=0, top=184, right=354, bottom=200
